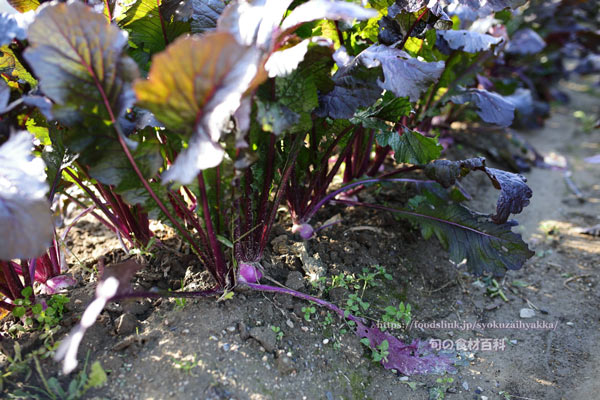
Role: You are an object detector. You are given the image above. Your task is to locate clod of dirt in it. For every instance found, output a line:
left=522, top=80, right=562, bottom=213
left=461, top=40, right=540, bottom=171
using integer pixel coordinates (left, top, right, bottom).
left=122, top=299, right=151, bottom=316
left=519, top=308, right=536, bottom=318
left=275, top=352, right=296, bottom=375
left=291, top=242, right=327, bottom=280
left=328, top=287, right=347, bottom=304
left=238, top=321, right=250, bottom=340
left=274, top=293, right=295, bottom=310
left=285, top=271, right=305, bottom=291
left=115, top=313, right=138, bottom=335
left=249, top=326, right=277, bottom=353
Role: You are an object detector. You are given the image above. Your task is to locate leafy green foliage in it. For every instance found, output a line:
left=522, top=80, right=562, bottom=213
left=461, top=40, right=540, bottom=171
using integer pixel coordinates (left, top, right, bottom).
left=377, top=127, right=442, bottom=164
left=405, top=188, right=534, bottom=275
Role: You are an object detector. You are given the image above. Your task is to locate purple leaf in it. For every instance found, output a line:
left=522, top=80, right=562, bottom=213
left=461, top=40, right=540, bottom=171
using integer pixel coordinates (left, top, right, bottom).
left=362, top=45, right=445, bottom=102
left=355, top=320, right=455, bottom=375
left=454, top=0, right=527, bottom=13
left=191, top=0, right=226, bottom=32
left=24, top=2, right=138, bottom=125
left=280, top=0, right=377, bottom=31
left=506, top=28, right=545, bottom=55
left=425, top=157, right=532, bottom=224
left=484, top=168, right=532, bottom=224
left=0, top=132, right=53, bottom=260
left=450, top=88, right=515, bottom=126
left=134, top=33, right=263, bottom=183
left=584, top=154, right=600, bottom=164
left=437, top=30, right=502, bottom=53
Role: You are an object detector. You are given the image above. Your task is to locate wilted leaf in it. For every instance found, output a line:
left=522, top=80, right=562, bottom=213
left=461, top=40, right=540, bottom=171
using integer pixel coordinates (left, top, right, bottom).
left=134, top=33, right=262, bottom=183
left=437, top=30, right=502, bottom=53
left=356, top=321, right=455, bottom=375
left=24, top=1, right=139, bottom=125
left=0, top=131, right=53, bottom=260
left=361, top=45, right=445, bottom=102
left=425, top=157, right=532, bottom=223
left=485, top=167, right=532, bottom=224
left=191, top=0, right=226, bottom=33
left=377, top=128, right=441, bottom=164
left=506, top=28, right=545, bottom=55
left=450, top=88, right=515, bottom=126
left=405, top=189, right=533, bottom=275
left=280, top=0, right=377, bottom=31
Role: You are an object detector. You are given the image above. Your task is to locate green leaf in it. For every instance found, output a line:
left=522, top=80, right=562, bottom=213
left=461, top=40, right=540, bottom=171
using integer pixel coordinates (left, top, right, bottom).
left=377, top=128, right=441, bottom=164
left=12, top=306, right=26, bottom=318
left=117, top=0, right=190, bottom=59
left=24, top=1, right=139, bottom=126
left=21, top=286, right=32, bottom=298
left=31, top=303, right=42, bottom=314
left=403, top=188, right=534, bottom=275
left=85, top=361, right=108, bottom=389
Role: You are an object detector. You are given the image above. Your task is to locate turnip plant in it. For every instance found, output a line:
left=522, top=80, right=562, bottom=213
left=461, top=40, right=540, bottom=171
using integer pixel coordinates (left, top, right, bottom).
left=2, top=0, right=572, bottom=379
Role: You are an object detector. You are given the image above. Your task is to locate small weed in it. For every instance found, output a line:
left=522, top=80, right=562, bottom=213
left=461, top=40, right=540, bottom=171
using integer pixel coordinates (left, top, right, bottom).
left=482, top=277, right=508, bottom=302
left=7, top=351, right=106, bottom=400
left=10, top=287, right=70, bottom=334
left=360, top=338, right=389, bottom=363
left=301, top=305, right=316, bottom=321
left=429, top=376, right=455, bottom=400
left=172, top=355, right=197, bottom=375
left=270, top=325, right=283, bottom=341
left=381, top=302, right=412, bottom=331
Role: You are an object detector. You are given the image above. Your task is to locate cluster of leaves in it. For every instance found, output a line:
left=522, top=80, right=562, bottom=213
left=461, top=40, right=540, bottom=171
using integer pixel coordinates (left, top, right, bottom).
left=3, top=0, right=584, bottom=379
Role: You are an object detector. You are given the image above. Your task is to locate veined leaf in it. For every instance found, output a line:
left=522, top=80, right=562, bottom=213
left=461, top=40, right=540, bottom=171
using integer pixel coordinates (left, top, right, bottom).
left=24, top=1, right=139, bottom=125
left=455, top=0, right=526, bottom=12
left=0, top=132, right=53, bottom=260
left=134, top=33, right=262, bottom=183
left=377, top=127, right=442, bottom=164
left=405, top=188, right=533, bottom=275
left=0, top=45, right=37, bottom=86
left=191, top=0, right=226, bottom=33
left=450, top=88, right=515, bottom=126
left=437, top=30, right=502, bottom=53
left=117, top=0, right=190, bottom=57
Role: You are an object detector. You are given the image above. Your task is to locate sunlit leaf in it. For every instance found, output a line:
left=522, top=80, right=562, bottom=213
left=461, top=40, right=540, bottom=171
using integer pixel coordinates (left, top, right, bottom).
left=7, top=0, right=39, bottom=13
left=134, top=33, right=262, bottom=183
left=24, top=1, right=139, bottom=125
left=280, top=0, right=377, bottom=31
left=0, top=11, right=33, bottom=46
left=0, top=131, right=53, bottom=260
left=117, top=0, right=190, bottom=57
left=265, top=39, right=309, bottom=78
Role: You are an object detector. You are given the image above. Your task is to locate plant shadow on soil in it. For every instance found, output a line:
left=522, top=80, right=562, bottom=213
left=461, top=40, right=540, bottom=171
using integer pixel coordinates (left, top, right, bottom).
left=1, top=81, right=599, bottom=400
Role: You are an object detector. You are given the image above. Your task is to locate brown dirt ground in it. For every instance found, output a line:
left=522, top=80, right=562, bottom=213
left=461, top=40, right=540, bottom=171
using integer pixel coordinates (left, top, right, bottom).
left=1, top=80, right=599, bottom=400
